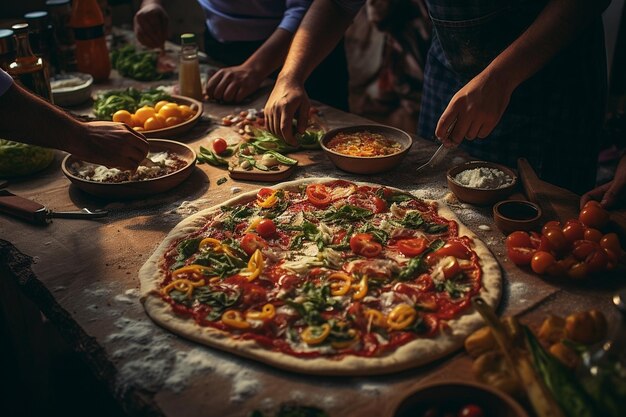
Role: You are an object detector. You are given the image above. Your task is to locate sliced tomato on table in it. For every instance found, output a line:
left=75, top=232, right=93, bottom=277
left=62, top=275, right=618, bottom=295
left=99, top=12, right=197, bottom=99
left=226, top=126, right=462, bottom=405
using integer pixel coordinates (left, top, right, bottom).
left=306, top=184, right=332, bottom=207
left=505, top=231, right=538, bottom=266
left=396, top=237, right=428, bottom=257
left=240, top=233, right=268, bottom=256
left=350, top=233, right=382, bottom=258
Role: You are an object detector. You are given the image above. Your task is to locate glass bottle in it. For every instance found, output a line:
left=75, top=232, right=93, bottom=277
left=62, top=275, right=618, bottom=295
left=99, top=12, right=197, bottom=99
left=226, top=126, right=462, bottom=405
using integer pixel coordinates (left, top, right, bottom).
left=69, top=0, right=111, bottom=81
left=46, top=0, right=77, bottom=73
left=179, top=33, right=203, bottom=100
left=0, top=29, right=15, bottom=71
left=578, top=289, right=626, bottom=417
left=24, top=11, right=56, bottom=76
left=7, top=23, right=53, bottom=103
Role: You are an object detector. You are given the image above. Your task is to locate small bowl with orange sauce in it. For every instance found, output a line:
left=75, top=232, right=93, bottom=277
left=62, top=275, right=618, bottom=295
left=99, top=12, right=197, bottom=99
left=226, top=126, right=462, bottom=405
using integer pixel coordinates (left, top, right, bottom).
left=320, top=125, right=412, bottom=174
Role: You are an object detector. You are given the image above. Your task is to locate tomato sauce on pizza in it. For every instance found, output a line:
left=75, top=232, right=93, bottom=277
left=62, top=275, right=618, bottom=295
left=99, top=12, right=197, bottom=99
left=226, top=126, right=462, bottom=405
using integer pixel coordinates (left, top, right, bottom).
left=156, top=180, right=483, bottom=359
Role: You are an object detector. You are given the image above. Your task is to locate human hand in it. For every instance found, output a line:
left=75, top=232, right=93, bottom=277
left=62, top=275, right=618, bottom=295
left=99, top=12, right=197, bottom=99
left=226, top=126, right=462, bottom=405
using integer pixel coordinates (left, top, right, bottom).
left=580, top=155, right=626, bottom=209
left=205, top=65, right=264, bottom=103
left=134, top=0, right=169, bottom=49
left=69, top=122, right=150, bottom=170
left=436, top=70, right=513, bottom=147
left=264, top=76, right=310, bottom=146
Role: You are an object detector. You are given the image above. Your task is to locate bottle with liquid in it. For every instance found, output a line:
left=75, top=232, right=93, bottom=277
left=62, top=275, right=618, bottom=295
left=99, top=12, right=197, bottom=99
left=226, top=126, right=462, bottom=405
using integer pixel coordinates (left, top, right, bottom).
left=46, top=0, right=77, bottom=73
left=179, top=33, right=202, bottom=100
left=0, top=29, right=15, bottom=71
left=69, top=0, right=110, bottom=81
left=8, top=23, right=52, bottom=103
left=24, top=11, right=56, bottom=76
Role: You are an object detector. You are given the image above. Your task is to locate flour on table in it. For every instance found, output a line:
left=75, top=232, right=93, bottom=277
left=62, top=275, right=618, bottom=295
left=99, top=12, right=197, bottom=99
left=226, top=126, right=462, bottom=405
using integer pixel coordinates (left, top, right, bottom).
left=168, top=198, right=211, bottom=215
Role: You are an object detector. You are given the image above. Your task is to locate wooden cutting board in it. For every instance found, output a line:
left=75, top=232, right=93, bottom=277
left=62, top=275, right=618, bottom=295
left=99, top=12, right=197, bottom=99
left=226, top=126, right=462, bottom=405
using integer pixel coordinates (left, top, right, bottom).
left=516, top=157, right=626, bottom=237
left=228, top=160, right=298, bottom=182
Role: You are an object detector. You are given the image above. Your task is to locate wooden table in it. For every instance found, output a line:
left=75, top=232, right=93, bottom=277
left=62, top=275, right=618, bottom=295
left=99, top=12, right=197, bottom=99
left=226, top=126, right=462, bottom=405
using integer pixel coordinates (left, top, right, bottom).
left=1, top=79, right=624, bottom=417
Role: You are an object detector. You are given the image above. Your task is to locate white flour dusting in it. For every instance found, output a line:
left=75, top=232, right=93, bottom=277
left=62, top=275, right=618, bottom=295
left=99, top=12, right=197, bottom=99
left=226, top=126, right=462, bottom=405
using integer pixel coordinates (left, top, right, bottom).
left=478, top=224, right=491, bottom=231
left=167, top=198, right=211, bottom=215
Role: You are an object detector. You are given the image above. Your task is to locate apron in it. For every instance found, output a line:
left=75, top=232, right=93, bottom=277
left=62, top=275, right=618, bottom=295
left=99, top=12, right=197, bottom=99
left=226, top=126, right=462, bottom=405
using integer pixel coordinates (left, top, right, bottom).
left=418, top=0, right=607, bottom=194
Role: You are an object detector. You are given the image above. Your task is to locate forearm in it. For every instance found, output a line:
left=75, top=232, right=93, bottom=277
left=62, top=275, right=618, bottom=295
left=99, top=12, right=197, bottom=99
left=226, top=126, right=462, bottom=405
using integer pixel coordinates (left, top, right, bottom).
left=487, top=0, right=609, bottom=93
left=278, top=0, right=355, bottom=85
left=242, top=28, right=295, bottom=79
left=0, top=83, right=81, bottom=151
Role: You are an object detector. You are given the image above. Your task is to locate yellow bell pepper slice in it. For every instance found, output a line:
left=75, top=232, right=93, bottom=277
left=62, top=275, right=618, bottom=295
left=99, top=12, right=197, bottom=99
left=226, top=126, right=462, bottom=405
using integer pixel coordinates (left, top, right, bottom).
left=327, top=272, right=352, bottom=296
left=301, top=323, right=331, bottom=345
left=162, top=278, right=205, bottom=298
left=171, top=264, right=212, bottom=280
left=241, top=249, right=264, bottom=281
left=256, top=190, right=278, bottom=208
left=387, top=303, right=416, bottom=330
left=244, top=217, right=262, bottom=233
left=221, top=310, right=250, bottom=329
left=364, top=308, right=386, bottom=328
left=330, top=329, right=359, bottom=350
left=352, top=275, right=368, bottom=300
left=199, top=237, right=222, bottom=251
left=245, top=303, right=276, bottom=320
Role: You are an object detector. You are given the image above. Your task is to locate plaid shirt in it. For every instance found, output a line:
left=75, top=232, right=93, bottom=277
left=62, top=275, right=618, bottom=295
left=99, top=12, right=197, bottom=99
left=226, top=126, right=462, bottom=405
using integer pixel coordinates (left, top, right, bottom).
left=418, top=1, right=607, bottom=194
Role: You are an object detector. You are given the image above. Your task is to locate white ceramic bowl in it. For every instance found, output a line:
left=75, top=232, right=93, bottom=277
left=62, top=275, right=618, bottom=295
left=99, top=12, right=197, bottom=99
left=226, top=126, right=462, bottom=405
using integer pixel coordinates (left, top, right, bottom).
left=51, top=72, right=93, bottom=107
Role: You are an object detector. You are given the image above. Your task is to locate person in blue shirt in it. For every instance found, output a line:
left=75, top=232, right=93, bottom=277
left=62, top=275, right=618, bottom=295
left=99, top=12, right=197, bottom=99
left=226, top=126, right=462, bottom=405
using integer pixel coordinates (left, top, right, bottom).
left=264, top=0, right=610, bottom=197
left=134, top=0, right=348, bottom=109
left=0, top=69, right=149, bottom=169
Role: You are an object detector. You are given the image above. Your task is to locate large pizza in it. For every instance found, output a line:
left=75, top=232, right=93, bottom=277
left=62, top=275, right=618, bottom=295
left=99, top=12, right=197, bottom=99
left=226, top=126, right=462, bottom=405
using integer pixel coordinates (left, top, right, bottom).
left=139, top=178, right=501, bottom=375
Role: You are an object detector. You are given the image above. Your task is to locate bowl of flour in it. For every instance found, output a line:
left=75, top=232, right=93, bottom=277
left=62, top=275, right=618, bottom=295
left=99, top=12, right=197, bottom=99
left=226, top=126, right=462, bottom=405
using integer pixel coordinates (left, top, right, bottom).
left=447, top=161, right=517, bottom=205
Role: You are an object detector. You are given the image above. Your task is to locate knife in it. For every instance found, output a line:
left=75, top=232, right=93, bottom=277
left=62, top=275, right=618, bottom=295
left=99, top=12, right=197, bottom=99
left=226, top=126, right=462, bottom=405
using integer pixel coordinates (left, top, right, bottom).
left=0, top=190, right=108, bottom=225
left=415, top=117, right=458, bottom=173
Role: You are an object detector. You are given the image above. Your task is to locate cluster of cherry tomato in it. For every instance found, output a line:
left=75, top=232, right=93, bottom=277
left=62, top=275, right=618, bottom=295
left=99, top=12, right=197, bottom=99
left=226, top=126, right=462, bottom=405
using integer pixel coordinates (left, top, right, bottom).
left=505, top=201, right=622, bottom=279
left=112, top=100, right=196, bottom=132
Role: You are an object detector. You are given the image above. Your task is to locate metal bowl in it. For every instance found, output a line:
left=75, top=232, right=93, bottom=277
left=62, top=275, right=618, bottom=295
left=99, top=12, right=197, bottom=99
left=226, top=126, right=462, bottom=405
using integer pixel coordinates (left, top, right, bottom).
left=320, top=124, right=412, bottom=174
left=61, top=139, right=196, bottom=199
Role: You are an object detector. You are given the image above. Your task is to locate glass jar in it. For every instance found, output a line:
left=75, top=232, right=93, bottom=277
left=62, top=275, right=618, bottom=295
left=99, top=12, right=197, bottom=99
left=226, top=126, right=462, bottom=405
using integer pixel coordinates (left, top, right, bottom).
left=7, top=23, right=52, bottom=103
left=179, top=33, right=203, bottom=100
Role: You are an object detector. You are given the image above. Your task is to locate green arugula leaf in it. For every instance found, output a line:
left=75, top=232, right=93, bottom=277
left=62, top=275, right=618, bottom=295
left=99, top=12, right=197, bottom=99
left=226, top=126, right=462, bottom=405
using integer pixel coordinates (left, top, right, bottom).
left=170, top=238, right=202, bottom=270
left=320, top=205, right=373, bottom=223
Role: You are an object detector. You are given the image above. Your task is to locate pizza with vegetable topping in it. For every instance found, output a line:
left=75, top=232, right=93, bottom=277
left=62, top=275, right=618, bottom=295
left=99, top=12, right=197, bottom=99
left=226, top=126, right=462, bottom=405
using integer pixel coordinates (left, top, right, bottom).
left=139, top=178, right=501, bottom=375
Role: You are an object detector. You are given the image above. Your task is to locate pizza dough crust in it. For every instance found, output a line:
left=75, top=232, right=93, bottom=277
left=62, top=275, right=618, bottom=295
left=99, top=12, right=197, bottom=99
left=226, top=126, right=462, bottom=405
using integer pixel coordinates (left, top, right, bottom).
left=139, top=177, right=501, bottom=375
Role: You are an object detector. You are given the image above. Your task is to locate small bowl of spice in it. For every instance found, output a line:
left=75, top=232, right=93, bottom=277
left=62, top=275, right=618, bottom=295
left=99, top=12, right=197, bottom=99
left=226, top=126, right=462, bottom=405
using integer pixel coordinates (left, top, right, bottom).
left=320, top=124, right=412, bottom=174
left=447, top=161, right=517, bottom=205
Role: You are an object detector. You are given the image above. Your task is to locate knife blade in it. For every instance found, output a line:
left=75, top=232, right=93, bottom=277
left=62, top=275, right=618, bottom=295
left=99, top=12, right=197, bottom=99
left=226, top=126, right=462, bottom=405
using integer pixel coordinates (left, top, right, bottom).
left=0, top=190, right=108, bottom=225
left=416, top=117, right=458, bottom=173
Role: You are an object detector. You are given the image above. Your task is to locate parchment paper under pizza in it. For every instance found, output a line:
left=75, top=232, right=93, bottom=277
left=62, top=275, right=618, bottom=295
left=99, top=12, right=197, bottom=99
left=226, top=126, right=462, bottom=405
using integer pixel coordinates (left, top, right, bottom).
left=139, top=178, right=501, bottom=375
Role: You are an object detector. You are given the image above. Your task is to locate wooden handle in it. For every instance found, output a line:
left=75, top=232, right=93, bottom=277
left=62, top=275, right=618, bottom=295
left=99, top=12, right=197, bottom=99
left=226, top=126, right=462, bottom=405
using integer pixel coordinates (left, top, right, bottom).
left=516, top=158, right=541, bottom=205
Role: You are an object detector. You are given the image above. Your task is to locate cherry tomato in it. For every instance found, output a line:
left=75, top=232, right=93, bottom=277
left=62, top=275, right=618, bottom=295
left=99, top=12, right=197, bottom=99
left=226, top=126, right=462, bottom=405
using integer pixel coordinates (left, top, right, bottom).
left=397, top=238, right=428, bottom=257
left=585, top=249, right=609, bottom=273
left=584, top=228, right=603, bottom=242
left=240, top=233, right=268, bottom=256
left=567, top=262, right=589, bottom=279
left=441, top=256, right=462, bottom=279
left=531, top=251, right=556, bottom=274
left=562, top=221, right=585, bottom=243
left=543, top=228, right=568, bottom=252
left=542, top=220, right=562, bottom=235
left=433, top=241, right=472, bottom=260
left=506, top=231, right=536, bottom=266
left=256, top=219, right=276, bottom=238
left=458, top=404, right=484, bottom=417
left=306, top=184, right=332, bottom=207
left=212, top=137, right=228, bottom=155
left=600, top=233, right=622, bottom=256
left=350, top=233, right=382, bottom=258
left=579, top=203, right=610, bottom=229
left=506, top=231, right=532, bottom=248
